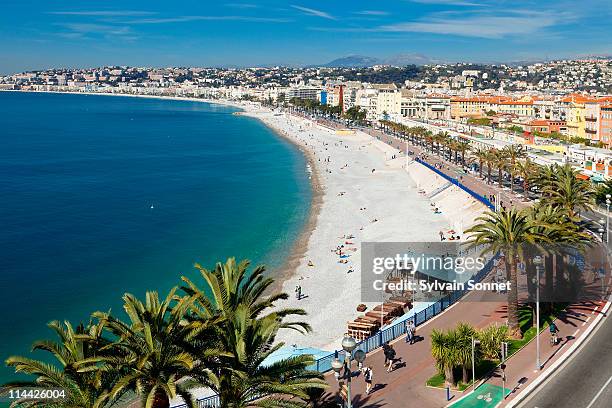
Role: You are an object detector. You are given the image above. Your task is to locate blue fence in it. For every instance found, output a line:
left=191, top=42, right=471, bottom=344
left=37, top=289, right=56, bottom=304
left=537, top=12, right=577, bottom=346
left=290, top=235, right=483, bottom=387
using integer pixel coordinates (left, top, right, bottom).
left=414, top=158, right=495, bottom=210
left=311, top=255, right=496, bottom=372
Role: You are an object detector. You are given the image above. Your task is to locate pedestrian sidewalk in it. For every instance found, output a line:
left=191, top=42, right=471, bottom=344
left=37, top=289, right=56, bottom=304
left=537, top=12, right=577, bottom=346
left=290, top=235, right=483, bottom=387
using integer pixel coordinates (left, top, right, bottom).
left=449, top=300, right=609, bottom=408
left=324, top=289, right=509, bottom=408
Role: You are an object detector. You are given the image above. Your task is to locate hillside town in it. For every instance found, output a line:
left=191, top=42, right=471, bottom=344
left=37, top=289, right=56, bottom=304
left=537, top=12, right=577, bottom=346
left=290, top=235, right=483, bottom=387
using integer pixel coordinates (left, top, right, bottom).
left=2, top=59, right=612, bottom=163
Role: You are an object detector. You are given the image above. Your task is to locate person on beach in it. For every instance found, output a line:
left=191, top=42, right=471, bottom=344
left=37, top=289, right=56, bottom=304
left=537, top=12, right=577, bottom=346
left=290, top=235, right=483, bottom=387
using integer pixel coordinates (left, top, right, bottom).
left=364, top=366, right=373, bottom=395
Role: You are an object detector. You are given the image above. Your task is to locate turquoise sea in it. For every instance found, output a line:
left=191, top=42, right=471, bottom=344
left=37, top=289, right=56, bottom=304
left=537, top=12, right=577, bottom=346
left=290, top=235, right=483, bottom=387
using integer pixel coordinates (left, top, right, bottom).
left=0, top=92, right=311, bottom=383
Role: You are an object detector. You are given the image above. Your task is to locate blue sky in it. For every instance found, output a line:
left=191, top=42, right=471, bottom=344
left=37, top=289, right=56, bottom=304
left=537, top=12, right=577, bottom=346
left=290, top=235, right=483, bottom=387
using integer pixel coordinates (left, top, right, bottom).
left=1, top=0, right=611, bottom=73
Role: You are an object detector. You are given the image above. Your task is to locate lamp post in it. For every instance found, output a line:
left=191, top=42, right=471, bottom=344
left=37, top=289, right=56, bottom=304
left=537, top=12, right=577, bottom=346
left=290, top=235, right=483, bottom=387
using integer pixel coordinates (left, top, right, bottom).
left=598, top=227, right=606, bottom=298
left=471, top=337, right=481, bottom=392
left=606, top=195, right=611, bottom=244
left=331, top=335, right=363, bottom=408
left=533, top=255, right=543, bottom=370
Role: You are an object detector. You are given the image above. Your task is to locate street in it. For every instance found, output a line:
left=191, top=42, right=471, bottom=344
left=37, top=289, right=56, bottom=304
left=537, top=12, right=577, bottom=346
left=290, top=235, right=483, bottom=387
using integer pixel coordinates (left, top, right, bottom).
left=516, top=307, right=612, bottom=408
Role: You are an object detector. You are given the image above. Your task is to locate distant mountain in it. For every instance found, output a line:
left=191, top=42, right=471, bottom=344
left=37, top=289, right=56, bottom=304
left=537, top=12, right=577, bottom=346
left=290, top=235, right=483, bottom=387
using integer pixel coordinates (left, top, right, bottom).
left=321, top=55, right=382, bottom=68
left=384, top=53, right=437, bottom=66
left=320, top=53, right=436, bottom=68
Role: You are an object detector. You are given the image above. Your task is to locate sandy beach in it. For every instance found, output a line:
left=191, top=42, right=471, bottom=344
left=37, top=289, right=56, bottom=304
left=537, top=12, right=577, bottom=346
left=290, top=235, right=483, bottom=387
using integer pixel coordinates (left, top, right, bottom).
left=7, top=89, right=486, bottom=351
left=243, top=109, right=486, bottom=350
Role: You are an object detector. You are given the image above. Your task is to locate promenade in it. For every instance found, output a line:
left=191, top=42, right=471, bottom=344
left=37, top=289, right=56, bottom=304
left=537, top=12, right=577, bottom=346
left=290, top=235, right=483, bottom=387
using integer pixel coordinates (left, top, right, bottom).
left=305, top=114, right=611, bottom=408
left=322, top=296, right=608, bottom=408
left=324, top=290, right=508, bottom=407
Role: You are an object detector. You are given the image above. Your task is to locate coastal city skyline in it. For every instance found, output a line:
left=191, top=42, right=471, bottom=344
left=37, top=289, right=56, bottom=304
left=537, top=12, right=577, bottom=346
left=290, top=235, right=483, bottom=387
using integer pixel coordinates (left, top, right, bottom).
left=2, top=2, right=612, bottom=408
left=2, top=0, right=612, bottom=74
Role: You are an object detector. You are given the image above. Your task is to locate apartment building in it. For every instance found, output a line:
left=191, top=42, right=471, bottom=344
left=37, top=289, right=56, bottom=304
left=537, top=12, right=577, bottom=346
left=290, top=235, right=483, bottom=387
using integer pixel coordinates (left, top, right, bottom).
left=400, top=92, right=451, bottom=120
left=601, top=105, right=612, bottom=147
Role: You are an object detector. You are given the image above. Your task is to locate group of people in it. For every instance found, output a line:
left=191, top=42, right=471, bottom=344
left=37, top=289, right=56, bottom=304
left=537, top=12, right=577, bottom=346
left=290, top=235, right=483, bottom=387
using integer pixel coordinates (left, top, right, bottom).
left=439, top=230, right=462, bottom=241
left=359, top=320, right=417, bottom=396
left=430, top=202, right=441, bottom=214
left=294, top=285, right=303, bottom=300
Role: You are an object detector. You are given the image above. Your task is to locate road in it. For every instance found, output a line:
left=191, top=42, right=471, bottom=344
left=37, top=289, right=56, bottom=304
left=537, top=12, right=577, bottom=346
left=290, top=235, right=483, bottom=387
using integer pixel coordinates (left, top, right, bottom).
left=516, top=308, right=612, bottom=408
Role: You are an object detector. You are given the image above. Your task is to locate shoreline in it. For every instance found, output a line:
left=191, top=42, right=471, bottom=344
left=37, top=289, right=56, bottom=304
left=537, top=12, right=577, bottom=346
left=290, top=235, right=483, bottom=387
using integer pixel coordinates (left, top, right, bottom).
left=253, top=118, right=325, bottom=293
left=3, top=89, right=487, bottom=351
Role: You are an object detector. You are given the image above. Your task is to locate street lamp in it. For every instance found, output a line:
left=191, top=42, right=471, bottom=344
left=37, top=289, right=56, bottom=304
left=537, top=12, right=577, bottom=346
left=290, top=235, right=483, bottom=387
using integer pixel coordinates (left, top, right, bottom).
left=533, top=255, right=543, bottom=370
left=471, top=337, right=481, bottom=392
left=606, top=194, right=611, bottom=243
left=331, top=335, right=363, bottom=408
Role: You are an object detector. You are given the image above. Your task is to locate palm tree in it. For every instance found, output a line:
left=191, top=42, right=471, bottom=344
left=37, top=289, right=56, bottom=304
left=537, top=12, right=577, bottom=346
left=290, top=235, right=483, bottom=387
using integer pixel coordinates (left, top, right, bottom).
left=433, top=133, right=446, bottom=157
left=502, top=145, right=527, bottom=192
left=471, top=148, right=489, bottom=179
left=92, top=289, right=205, bottom=408
left=477, top=324, right=509, bottom=361
left=455, top=323, right=477, bottom=384
left=4, top=320, right=117, bottom=408
left=527, top=204, right=593, bottom=314
left=533, top=164, right=558, bottom=200
left=484, top=149, right=497, bottom=184
left=430, top=329, right=458, bottom=386
left=491, top=149, right=508, bottom=188
left=456, top=140, right=471, bottom=165
left=515, top=158, right=539, bottom=194
left=543, top=164, right=594, bottom=218
left=466, top=208, right=546, bottom=337
left=181, top=258, right=325, bottom=407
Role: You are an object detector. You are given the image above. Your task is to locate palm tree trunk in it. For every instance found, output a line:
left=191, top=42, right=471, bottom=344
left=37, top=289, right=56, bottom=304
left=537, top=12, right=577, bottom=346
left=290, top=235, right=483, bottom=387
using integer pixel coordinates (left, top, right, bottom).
left=152, top=389, right=170, bottom=408
left=507, top=257, right=521, bottom=338
left=462, top=366, right=469, bottom=384
left=445, top=364, right=455, bottom=386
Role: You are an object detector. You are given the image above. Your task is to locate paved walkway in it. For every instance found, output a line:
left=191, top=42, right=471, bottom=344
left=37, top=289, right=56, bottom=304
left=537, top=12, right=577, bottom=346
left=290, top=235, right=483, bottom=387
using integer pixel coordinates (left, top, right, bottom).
left=366, top=127, right=529, bottom=211
left=304, top=114, right=611, bottom=407
left=324, top=288, right=509, bottom=408
left=323, top=298, right=608, bottom=408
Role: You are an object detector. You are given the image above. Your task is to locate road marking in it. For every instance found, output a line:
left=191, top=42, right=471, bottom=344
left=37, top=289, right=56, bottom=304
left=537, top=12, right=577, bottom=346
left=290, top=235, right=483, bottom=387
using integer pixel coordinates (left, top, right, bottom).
left=572, top=329, right=579, bottom=337
left=583, top=316, right=591, bottom=326
left=585, top=375, right=612, bottom=408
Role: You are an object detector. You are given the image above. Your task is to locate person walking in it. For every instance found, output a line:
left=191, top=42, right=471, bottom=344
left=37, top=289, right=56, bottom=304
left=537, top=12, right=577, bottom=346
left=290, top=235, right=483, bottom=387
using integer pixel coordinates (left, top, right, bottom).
left=405, top=320, right=416, bottom=344
left=364, top=366, right=373, bottom=395
left=384, top=344, right=396, bottom=372
left=549, top=321, right=559, bottom=345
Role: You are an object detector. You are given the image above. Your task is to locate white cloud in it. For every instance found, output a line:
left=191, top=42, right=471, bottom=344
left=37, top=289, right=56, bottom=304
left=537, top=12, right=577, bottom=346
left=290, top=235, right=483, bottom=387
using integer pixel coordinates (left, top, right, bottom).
left=409, top=0, right=485, bottom=6
left=125, top=15, right=291, bottom=24
left=291, top=5, right=336, bottom=20
left=355, top=10, right=390, bottom=16
left=379, top=10, right=571, bottom=38
left=225, top=3, right=259, bottom=8
left=59, top=23, right=132, bottom=36
left=48, top=11, right=156, bottom=16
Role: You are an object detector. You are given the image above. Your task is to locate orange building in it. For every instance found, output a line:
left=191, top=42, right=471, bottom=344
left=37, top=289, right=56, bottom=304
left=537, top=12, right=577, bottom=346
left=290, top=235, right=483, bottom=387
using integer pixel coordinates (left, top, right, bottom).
left=601, top=105, right=612, bottom=147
